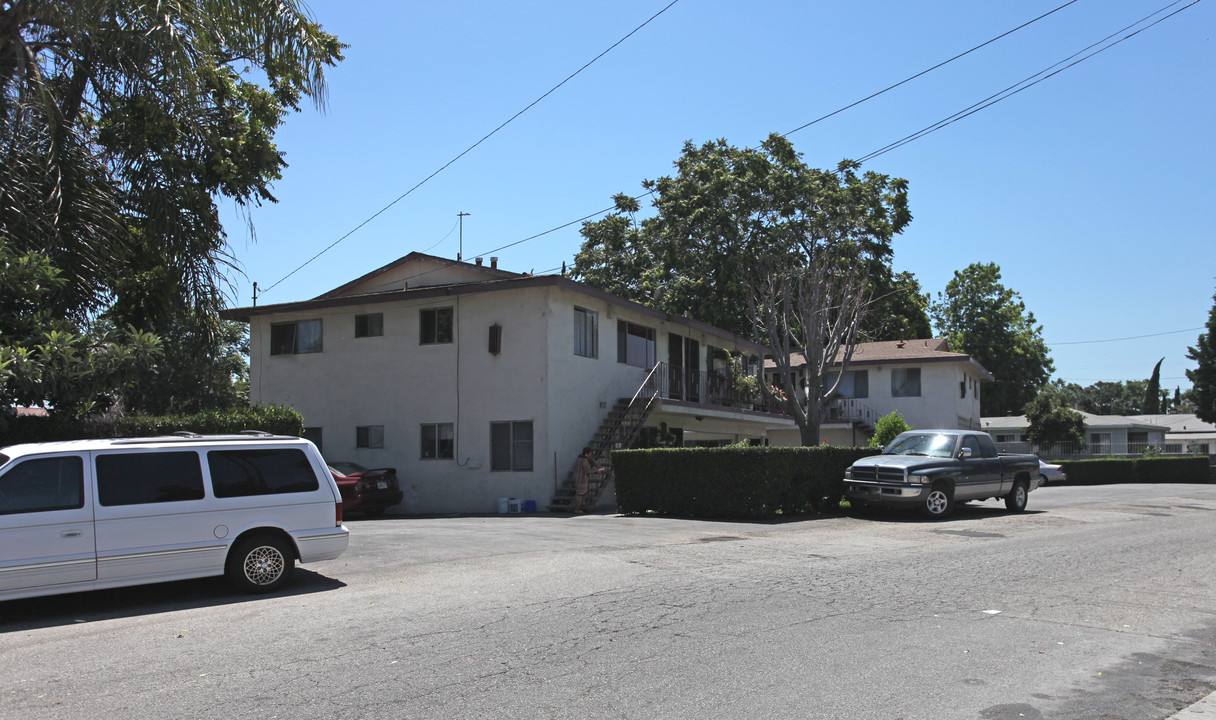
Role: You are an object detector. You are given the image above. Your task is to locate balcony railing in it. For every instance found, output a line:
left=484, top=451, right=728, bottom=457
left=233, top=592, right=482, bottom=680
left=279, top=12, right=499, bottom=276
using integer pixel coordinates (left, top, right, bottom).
left=647, top=362, right=786, bottom=413
left=645, top=363, right=879, bottom=425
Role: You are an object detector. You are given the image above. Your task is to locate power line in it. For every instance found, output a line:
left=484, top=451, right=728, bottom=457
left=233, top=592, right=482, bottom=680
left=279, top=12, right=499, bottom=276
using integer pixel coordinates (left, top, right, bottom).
left=1050, top=327, right=1204, bottom=346
left=259, top=0, right=682, bottom=297
left=779, top=0, right=1081, bottom=139
left=466, top=1, right=1116, bottom=268
left=857, top=0, right=1201, bottom=164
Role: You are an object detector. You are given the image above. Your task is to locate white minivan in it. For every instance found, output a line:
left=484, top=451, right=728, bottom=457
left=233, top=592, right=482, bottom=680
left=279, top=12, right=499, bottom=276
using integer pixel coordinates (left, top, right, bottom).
left=0, top=433, right=349, bottom=602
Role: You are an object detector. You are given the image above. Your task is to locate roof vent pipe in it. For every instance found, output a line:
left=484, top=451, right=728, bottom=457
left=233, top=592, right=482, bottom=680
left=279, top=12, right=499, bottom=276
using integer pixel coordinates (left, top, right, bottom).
left=475, top=257, right=483, bottom=266
left=490, top=257, right=498, bottom=269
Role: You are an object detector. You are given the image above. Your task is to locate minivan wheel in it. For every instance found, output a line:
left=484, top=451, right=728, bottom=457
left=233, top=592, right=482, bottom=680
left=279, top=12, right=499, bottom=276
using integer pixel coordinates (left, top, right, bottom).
left=921, top=483, right=953, bottom=519
left=227, top=535, right=294, bottom=593
left=1005, top=481, right=1029, bottom=513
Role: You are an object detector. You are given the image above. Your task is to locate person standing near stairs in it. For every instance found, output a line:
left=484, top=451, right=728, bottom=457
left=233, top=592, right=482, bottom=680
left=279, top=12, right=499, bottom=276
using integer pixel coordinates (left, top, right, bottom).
left=570, top=447, right=604, bottom=514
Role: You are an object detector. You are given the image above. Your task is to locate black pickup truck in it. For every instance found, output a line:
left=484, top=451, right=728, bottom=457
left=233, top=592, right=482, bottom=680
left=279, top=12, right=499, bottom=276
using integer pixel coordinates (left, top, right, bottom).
left=843, top=430, right=1040, bottom=518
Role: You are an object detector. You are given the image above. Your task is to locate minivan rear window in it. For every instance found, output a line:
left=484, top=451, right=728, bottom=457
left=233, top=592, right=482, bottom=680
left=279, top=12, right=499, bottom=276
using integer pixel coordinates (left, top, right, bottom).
left=0, top=456, right=84, bottom=515
left=207, top=449, right=320, bottom=498
left=96, top=452, right=206, bottom=506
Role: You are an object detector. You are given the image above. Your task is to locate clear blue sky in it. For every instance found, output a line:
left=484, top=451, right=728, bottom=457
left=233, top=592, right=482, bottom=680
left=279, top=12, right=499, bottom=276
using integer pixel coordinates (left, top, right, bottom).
left=222, top=0, right=1215, bottom=394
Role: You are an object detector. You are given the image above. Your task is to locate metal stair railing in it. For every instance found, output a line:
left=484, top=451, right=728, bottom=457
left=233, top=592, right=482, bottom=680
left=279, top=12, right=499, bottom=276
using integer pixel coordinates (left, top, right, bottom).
left=549, top=365, right=662, bottom=512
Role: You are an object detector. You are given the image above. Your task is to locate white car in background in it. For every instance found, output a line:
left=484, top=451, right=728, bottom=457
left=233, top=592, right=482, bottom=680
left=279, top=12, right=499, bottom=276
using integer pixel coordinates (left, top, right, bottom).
left=1038, top=459, right=1066, bottom=484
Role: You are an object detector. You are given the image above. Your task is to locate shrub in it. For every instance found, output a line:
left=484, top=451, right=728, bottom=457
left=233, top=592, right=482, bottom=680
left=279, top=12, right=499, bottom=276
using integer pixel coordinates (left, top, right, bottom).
left=613, top=445, right=879, bottom=519
left=868, top=411, right=911, bottom=449
left=0, top=405, right=303, bottom=446
left=1058, top=457, right=1210, bottom=485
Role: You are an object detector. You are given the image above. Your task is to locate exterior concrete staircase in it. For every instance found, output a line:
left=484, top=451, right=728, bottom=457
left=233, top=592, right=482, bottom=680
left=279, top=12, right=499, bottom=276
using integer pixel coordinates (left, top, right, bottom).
left=549, top=374, right=659, bottom=513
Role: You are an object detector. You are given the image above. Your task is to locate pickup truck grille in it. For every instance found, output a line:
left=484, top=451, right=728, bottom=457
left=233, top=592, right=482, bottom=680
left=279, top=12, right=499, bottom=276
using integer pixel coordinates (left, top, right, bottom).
left=850, top=465, right=907, bottom=483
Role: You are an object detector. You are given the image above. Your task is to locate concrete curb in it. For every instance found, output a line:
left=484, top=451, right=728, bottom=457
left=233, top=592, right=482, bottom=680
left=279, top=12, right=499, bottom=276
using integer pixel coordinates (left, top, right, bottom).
left=1169, top=691, right=1216, bottom=718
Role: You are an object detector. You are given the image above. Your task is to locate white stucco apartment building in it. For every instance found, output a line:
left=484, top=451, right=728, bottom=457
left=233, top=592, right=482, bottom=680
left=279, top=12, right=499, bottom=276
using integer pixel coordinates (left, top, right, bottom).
left=224, top=253, right=790, bottom=514
left=225, top=253, right=1001, bottom=513
left=766, top=338, right=994, bottom=446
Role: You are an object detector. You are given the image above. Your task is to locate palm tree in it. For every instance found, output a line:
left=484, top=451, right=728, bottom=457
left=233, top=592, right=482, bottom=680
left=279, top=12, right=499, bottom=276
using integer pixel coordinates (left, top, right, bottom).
left=0, top=0, right=345, bottom=321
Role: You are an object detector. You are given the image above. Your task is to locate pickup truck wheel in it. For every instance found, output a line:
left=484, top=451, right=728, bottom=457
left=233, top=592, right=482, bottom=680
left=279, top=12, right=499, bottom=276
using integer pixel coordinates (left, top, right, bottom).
left=921, top=483, right=953, bottom=519
left=1005, top=480, right=1028, bottom=513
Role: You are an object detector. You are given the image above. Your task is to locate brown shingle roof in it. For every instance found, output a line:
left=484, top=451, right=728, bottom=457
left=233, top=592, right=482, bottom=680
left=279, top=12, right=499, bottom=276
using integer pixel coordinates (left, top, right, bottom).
left=770, top=339, right=993, bottom=381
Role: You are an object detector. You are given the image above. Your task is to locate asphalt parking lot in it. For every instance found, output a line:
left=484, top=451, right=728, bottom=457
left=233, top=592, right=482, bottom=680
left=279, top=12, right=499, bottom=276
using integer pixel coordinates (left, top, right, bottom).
left=4, top=483, right=1216, bottom=719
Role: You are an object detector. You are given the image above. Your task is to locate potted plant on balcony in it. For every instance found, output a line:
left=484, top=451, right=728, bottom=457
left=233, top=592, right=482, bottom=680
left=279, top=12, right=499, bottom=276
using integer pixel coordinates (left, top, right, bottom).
left=727, top=352, right=758, bottom=409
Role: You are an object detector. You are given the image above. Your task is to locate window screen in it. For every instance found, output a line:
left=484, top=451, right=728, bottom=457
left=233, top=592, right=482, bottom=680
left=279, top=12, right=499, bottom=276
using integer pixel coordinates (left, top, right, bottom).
left=355, top=313, right=383, bottom=338
left=208, top=449, right=320, bottom=498
left=891, top=368, right=921, bottom=397
left=491, top=421, right=533, bottom=471
left=96, top=452, right=205, bottom=506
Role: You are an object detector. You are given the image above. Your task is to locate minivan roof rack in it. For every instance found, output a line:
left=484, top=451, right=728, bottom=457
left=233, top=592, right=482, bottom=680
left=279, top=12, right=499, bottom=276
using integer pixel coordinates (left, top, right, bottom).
left=108, top=433, right=294, bottom=445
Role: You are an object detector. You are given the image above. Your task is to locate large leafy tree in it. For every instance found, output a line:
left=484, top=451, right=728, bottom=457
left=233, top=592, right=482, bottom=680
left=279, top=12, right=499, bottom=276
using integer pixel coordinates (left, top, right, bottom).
left=0, top=241, right=160, bottom=424
left=1024, top=388, right=1086, bottom=451
left=930, top=263, right=1053, bottom=416
left=573, top=134, right=911, bottom=444
left=1, top=0, right=342, bottom=415
left=1186, top=287, right=1216, bottom=423
left=862, top=270, right=931, bottom=342
left=1049, top=378, right=1150, bottom=416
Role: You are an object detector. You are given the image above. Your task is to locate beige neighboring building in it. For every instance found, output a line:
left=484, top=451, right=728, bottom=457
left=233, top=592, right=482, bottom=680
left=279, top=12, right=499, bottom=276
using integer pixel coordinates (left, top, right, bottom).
left=766, top=339, right=994, bottom=446
left=223, top=253, right=793, bottom=514
left=982, top=412, right=1169, bottom=456
left=1128, top=414, right=1216, bottom=456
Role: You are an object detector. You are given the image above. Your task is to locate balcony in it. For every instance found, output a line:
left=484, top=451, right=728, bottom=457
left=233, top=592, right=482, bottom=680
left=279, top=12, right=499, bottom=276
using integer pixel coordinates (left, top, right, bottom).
left=644, top=363, right=878, bottom=426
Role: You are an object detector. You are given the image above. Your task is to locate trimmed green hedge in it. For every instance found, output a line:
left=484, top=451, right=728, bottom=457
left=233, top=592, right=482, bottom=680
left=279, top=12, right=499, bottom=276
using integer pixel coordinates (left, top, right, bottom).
left=0, top=406, right=304, bottom=446
left=613, top=445, right=880, bottom=519
left=1057, top=456, right=1211, bottom=485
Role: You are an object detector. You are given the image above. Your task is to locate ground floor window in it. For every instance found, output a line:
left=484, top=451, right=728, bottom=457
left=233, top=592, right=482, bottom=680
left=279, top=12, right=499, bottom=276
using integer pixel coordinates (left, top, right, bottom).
left=421, top=423, right=455, bottom=459
left=491, top=421, right=533, bottom=471
left=303, top=427, right=323, bottom=454
left=357, top=425, right=385, bottom=449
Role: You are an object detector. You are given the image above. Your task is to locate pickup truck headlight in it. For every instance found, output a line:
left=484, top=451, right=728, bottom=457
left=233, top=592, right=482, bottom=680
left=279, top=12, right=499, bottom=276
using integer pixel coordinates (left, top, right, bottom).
left=844, top=468, right=853, bottom=479
left=909, top=475, right=929, bottom=484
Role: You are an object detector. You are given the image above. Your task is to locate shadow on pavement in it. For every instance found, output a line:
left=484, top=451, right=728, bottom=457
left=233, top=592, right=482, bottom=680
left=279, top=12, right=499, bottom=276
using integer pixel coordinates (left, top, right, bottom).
left=0, top=569, right=345, bottom=633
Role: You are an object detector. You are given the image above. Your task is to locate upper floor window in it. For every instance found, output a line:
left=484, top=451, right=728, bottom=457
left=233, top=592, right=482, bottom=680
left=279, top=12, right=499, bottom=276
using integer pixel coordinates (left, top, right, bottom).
left=835, top=370, right=869, bottom=398
left=420, top=307, right=454, bottom=345
left=574, top=307, right=598, bottom=358
left=270, top=319, right=322, bottom=355
left=355, top=313, right=383, bottom=338
left=617, top=320, right=655, bottom=368
left=891, top=367, right=921, bottom=397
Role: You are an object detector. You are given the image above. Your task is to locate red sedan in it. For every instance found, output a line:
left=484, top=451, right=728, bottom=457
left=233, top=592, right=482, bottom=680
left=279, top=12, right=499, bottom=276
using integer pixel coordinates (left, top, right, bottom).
left=328, top=461, right=404, bottom=516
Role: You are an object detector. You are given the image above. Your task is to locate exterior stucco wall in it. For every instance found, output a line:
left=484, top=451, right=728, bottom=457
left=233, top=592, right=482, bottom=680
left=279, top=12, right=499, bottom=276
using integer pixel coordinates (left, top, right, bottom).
left=246, top=281, right=768, bottom=514
left=850, top=361, right=984, bottom=431
left=251, top=287, right=559, bottom=514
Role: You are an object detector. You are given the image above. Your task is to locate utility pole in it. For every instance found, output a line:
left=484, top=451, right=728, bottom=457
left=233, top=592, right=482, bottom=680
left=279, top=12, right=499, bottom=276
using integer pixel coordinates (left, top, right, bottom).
left=457, top=211, right=470, bottom=262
